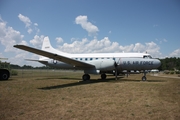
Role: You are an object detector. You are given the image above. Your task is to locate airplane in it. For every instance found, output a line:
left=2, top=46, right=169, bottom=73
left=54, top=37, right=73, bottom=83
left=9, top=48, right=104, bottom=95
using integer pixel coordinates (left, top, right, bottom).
left=14, top=37, right=161, bottom=81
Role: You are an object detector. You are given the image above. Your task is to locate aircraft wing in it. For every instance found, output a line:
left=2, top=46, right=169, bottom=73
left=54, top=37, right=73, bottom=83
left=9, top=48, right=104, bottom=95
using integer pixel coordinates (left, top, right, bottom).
left=14, top=45, right=95, bottom=68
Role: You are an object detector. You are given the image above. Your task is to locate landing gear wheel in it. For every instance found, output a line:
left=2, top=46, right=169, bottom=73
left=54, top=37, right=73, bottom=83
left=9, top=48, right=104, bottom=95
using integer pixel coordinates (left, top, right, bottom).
left=82, top=74, right=90, bottom=81
left=142, top=76, right=147, bottom=81
left=101, top=73, right=106, bottom=80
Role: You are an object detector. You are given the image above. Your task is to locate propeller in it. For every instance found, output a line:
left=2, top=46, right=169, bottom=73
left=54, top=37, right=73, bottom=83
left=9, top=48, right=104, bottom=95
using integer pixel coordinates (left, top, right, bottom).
left=114, top=61, right=118, bottom=80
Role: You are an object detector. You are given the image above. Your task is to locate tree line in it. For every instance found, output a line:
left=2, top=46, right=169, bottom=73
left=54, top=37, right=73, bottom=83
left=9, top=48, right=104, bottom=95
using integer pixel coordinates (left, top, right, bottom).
left=10, top=64, right=50, bottom=69
left=158, top=57, right=180, bottom=71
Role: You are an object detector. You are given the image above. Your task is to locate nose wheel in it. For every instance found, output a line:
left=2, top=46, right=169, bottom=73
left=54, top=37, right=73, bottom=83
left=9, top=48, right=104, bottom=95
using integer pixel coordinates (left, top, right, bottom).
left=142, top=71, right=147, bottom=81
left=142, top=76, right=147, bottom=81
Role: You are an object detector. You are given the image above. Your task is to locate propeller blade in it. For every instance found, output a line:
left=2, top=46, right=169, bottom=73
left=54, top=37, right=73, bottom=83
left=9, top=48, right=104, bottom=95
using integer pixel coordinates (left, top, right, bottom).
left=115, top=67, right=118, bottom=80
left=113, top=59, right=118, bottom=80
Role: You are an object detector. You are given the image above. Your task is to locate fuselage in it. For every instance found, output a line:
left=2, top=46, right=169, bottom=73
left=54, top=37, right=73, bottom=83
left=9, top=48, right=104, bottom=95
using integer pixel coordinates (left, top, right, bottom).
left=39, top=52, right=161, bottom=73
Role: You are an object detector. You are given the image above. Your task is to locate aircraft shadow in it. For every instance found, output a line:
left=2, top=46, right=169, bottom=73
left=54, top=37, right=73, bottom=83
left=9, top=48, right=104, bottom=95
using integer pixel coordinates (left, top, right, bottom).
left=36, top=77, right=81, bottom=81
left=38, top=77, right=124, bottom=90
left=38, top=77, right=166, bottom=90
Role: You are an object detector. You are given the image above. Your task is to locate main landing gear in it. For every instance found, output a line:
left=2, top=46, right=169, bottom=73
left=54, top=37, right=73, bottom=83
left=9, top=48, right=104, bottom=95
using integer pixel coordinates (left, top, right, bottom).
left=82, top=73, right=107, bottom=81
left=82, top=74, right=90, bottom=81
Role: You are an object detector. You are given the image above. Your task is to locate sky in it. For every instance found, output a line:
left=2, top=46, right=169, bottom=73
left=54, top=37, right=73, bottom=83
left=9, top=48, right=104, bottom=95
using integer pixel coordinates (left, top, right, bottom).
left=0, top=0, right=180, bottom=66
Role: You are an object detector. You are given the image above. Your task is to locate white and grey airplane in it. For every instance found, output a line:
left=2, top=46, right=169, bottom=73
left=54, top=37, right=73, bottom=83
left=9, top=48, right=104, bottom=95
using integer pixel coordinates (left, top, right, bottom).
left=14, top=38, right=161, bottom=81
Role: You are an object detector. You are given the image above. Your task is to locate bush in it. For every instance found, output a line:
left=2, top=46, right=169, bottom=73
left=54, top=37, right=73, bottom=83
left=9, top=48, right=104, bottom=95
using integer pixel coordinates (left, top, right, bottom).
left=170, top=71, right=174, bottom=74
left=175, top=71, right=180, bottom=74
left=164, top=70, right=169, bottom=74
left=11, top=70, right=18, bottom=76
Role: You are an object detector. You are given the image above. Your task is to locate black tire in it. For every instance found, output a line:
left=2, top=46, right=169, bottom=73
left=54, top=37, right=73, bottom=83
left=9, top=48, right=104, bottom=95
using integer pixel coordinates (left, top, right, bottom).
left=142, top=76, right=147, bottom=81
left=0, top=69, right=10, bottom=80
left=82, top=74, right=90, bottom=81
left=101, top=73, right=107, bottom=80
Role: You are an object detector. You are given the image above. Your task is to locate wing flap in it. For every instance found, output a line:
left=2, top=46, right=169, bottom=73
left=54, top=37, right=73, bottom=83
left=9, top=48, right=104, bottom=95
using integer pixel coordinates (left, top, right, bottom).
left=14, top=45, right=94, bottom=68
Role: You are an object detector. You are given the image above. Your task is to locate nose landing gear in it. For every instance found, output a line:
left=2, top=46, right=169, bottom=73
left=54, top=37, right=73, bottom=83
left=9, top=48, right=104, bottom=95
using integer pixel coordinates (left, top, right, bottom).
left=142, top=71, right=147, bottom=81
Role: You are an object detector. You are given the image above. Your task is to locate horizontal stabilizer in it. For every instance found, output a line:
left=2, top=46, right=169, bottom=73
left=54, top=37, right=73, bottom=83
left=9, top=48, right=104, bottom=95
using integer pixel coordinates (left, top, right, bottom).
left=25, top=59, right=48, bottom=64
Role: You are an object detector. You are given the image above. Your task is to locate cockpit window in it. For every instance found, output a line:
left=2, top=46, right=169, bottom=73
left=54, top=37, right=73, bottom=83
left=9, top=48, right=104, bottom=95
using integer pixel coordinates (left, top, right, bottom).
left=148, top=55, right=152, bottom=58
left=143, top=55, right=146, bottom=58
left=143, top=55, right=152, bottom=59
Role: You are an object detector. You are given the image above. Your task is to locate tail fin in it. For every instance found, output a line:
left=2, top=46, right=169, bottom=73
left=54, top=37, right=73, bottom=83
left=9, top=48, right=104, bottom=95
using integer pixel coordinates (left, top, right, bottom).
left=41, top=37, right=54, bottom=51
left=39, top=37, right=68, bottom=60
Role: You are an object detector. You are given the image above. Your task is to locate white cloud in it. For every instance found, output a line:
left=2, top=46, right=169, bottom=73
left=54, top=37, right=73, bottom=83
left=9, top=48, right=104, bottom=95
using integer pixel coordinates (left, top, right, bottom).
left=75, top=15, right=99, bottom=36
left=169, top=49, right=180, bottom=57
left=34, top=23, right=38, bottom=26
left=34, top=23, right=40, bottom=34
left=57, top=37, right=162, bottom=58
left=145, top=42, right=161, bottom=57
left=133, top=43, right=145, bottom=52
left=18, top=14, right=40, bottom=34
left=30, top=35, right=44, bottom=48
left=18, top=14, right=32, bottom=34
left=18, top=14, right=32, bottom=27
left=0, top=17, right=42, bottom=66
left=56, top=37, right=64, bottom=43
left=27, top=28, right=33, bottom=34
left=0, top=17, right=27, bottom=52
left=155, top=38, right=168, bottom=44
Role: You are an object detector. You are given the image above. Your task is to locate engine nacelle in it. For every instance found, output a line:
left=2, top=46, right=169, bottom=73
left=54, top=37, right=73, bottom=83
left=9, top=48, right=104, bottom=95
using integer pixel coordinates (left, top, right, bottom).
left=88, top=59, right=115, bottom=71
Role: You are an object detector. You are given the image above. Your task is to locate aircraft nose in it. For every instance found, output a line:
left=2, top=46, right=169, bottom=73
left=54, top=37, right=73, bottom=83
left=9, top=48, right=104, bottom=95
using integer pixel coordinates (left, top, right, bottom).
left=154, top=59, right=161, bottom=68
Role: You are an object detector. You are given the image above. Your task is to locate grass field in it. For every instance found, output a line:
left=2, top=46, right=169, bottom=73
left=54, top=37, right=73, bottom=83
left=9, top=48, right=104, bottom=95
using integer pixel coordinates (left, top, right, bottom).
left=0, top=69, right=180, bottom=120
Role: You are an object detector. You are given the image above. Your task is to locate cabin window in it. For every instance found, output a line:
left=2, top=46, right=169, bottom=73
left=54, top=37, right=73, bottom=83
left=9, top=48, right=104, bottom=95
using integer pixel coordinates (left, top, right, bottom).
left=80, top=58, right=82, bottom=60
left=113, top=58, right=115, bottom=60
left=96, top=58, right=98, bottom=60
left=90, top=58, right=93, bottom=60
left=101, top=58, right=104, bottom=59
left=85, top=58, right=88, bottom=61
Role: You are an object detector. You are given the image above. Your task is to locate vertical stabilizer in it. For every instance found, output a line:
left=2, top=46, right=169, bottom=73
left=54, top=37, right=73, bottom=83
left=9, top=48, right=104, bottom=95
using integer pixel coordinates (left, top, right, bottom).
left=39, top=36, right=68, bottom=60
left=42, top=37, right=54, bottom=51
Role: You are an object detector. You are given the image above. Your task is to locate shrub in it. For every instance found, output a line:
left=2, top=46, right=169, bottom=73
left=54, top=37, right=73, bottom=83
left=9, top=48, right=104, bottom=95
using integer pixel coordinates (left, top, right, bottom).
left=11, top=70, right=18, bottom=76
left=175, top=71, right=180, bottom=74
left=170, top=71, right=174, bottom=74
left=164, top=70, right=169, bottom=74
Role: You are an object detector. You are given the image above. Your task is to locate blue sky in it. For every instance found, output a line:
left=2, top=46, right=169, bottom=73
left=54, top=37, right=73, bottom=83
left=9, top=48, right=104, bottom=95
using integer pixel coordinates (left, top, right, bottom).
left=0, top=0, right=180, bottom=66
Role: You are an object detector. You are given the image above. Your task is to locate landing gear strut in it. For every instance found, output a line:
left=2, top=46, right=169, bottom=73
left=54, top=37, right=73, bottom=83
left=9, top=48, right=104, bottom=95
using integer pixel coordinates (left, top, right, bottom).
left=142, top=71, right=147, bottom=81
left=82, top=74, right=90, bottom=81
